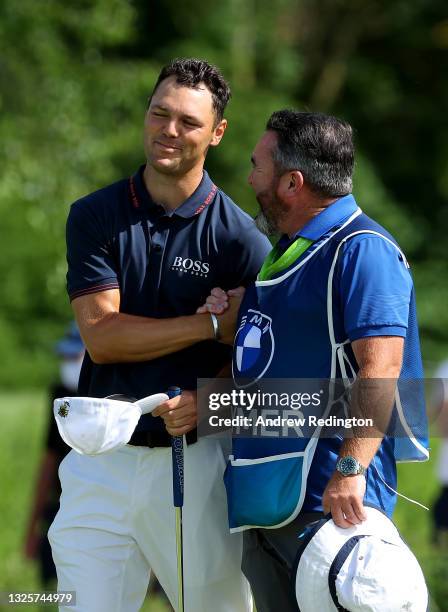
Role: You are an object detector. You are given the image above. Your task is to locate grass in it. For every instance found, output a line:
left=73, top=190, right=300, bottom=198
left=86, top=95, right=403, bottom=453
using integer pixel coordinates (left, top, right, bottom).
left=0, top=391, right=446, bottom=610
left=394, top=438, right=448, bottom=611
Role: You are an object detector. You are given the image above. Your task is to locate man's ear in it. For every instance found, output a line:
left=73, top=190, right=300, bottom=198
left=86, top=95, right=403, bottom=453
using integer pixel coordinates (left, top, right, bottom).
left=278, top=170, right=304, bottom=200
left=210, top=119, right=227, bottom=147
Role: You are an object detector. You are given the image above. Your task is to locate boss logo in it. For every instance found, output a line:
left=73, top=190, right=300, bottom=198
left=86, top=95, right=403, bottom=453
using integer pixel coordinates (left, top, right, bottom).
left=171, top=256, right=210, bottom=277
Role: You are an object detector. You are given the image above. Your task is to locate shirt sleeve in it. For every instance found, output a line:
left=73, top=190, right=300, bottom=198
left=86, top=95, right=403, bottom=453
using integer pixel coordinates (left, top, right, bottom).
left=66, top=199, right=120, bottom=301
left=339, top=235, right=413, bottom=341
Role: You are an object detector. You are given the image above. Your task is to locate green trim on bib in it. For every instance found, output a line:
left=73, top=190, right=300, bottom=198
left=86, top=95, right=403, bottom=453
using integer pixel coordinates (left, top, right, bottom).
left=258, top=237, right=313, bottom=281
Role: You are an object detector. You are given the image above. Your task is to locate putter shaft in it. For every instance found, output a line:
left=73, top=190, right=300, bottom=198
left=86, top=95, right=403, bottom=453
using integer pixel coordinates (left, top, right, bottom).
left=175, top=507, right=184, bottom=612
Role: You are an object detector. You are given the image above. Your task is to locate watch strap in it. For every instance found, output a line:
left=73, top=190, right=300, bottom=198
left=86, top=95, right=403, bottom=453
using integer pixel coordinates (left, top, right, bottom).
left=336, top=456, right=366, bottom=476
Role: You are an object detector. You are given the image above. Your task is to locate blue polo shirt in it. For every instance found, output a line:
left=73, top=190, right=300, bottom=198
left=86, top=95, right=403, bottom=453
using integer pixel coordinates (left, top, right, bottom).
left=295, top=196, right=412, bottom=514
left=66, top=165, right=271, bottom=432
left=232, top=195, right=421, bottom=517
left=279, top=195, right=412, bottom=345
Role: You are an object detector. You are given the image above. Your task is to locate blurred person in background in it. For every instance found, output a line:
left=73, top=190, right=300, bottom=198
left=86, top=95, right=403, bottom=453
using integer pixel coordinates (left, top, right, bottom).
left=24, top=322, right=84, bottom=586
left=432, top=358, right=448, bottom=546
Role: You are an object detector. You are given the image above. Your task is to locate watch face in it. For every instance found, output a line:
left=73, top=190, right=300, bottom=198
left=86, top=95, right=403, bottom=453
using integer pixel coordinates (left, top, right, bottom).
left=339, top=456, right=358, bottom=475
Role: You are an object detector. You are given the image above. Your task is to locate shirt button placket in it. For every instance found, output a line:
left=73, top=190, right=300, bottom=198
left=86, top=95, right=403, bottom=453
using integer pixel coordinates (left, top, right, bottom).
left=150, top=221, right=170, bottom=313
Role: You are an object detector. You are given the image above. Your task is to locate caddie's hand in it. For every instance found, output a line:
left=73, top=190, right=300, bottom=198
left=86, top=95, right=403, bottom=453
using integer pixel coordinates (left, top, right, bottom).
left=151, top=390, right=197, bottom=436
left=322, top=471, right=367, bottom=528
left=196, top=286, right=245, bottom=315
left=196, top=287, right=229, bottom=314
left=216, top=289, right=245, bottom=345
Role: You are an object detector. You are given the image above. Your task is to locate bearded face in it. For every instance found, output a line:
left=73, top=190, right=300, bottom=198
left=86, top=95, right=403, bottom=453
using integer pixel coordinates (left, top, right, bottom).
left=249, top=131, right=289, bottom=237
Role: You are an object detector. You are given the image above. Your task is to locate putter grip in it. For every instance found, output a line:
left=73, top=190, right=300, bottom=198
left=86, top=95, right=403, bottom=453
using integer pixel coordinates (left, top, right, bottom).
left=168, top=386, right=184, bottom=508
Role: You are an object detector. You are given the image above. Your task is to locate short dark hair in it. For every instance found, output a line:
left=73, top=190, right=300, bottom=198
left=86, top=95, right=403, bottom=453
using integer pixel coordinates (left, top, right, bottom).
left=151, top=58, right=231, bottom=124
left=266, top=110, right=354, bottom=198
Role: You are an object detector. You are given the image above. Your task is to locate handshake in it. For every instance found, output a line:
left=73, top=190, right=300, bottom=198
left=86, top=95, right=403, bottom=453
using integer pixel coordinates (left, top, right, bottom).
left=196, top=286, right=246, bottom=345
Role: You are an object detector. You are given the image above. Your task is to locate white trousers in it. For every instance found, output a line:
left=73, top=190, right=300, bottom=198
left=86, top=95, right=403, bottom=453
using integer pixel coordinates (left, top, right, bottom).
left=48, top=438, right=251, bottom=612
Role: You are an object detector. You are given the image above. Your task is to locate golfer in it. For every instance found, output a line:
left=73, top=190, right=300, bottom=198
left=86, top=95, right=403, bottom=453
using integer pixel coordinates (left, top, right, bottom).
left=201, top=110, right=428, bottom=612
left=48, top=58, right=270, bottom=612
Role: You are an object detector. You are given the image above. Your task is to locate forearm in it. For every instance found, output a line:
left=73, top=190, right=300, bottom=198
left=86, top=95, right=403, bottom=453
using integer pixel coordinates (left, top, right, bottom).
left=338, top=367, right=399, bottom=467
left=338, top=437, right=383, bottom=469
left=82, top=311, right=214, bottom=364
left=438, top=400, right=448, bottom=437
left=26, top=452, right=57, bottom=530
left=324, top=337, right=403, bottom=527
left=324, top=373, right=396, bottom=527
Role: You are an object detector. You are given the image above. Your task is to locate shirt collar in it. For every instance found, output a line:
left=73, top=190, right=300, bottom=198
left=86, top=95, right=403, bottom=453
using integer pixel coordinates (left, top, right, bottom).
left=281, top=194, right=359, bottom=247
left=131, top=165, right=217, bottom=219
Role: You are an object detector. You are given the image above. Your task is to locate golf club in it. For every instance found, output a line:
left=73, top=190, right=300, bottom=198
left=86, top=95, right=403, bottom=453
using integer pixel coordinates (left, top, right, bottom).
left=167, top=386, right=184, bottom=612
left=107, top=387, right=185, bottom=610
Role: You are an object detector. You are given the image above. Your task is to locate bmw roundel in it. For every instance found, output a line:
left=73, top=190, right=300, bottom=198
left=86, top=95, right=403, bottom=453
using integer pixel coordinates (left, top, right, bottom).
left=232, top=308, right=275, bottom=387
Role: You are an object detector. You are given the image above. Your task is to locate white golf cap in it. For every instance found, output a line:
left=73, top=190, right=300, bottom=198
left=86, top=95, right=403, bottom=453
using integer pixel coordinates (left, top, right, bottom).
left=53, top=393, right=169, bottom=455
left=294, top=506, right=428, bottom=612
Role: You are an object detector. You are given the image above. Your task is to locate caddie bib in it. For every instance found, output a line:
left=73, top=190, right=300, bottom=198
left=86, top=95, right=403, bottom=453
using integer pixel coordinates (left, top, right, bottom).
left=225, top=208, right=429, bottom=532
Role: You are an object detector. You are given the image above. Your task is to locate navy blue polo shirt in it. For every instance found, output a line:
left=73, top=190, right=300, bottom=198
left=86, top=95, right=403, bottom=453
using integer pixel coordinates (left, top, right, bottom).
left=66, top=165, right=271, bottom=432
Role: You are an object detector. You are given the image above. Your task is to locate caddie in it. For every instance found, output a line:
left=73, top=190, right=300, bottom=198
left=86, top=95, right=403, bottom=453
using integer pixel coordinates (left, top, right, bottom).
left=48, top=58, right=270, bottom=612
left=201, top=110, right=429, bottom=611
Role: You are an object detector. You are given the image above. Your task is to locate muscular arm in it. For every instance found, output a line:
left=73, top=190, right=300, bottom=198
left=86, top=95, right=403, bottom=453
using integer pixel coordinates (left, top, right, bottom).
left=73, top=289, right=216, bottom=364
left=73, top=288, right=240, bottom=364
left=323, top=335, right=404, bottom=527
left=338, top=335, right=404, bottom=463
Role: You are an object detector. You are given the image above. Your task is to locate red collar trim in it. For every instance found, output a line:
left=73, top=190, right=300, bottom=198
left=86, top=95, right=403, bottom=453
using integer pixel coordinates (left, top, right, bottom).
left=129, top=176, right=217, bottom=216
left=194, top=184, right=217, bottom=215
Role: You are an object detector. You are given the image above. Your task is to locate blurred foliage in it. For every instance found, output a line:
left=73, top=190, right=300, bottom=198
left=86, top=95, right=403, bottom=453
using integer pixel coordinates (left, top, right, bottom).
left=0, top=0, right=447, bottom=387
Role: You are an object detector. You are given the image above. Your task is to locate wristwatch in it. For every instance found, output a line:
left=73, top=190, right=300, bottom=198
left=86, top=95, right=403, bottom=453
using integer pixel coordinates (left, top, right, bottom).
left=336, top=456, right=366, bottom=476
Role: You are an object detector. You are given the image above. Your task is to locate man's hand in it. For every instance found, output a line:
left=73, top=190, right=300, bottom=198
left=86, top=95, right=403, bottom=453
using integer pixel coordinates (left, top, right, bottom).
left=322, top=472, right=367, bottom=528
left=321, top=336, right=404, bottom=529
left=196, top=286, right=245, bottom=315
left=152, top=390, right=197, bottom=436
left=215, top=290, right=245, bottom=345
left=196, top=286, right=245, bottom=345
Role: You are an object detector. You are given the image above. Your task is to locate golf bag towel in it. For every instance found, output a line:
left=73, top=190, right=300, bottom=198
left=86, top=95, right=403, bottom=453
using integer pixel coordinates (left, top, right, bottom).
left=225, top=205, right=429, bottom=532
